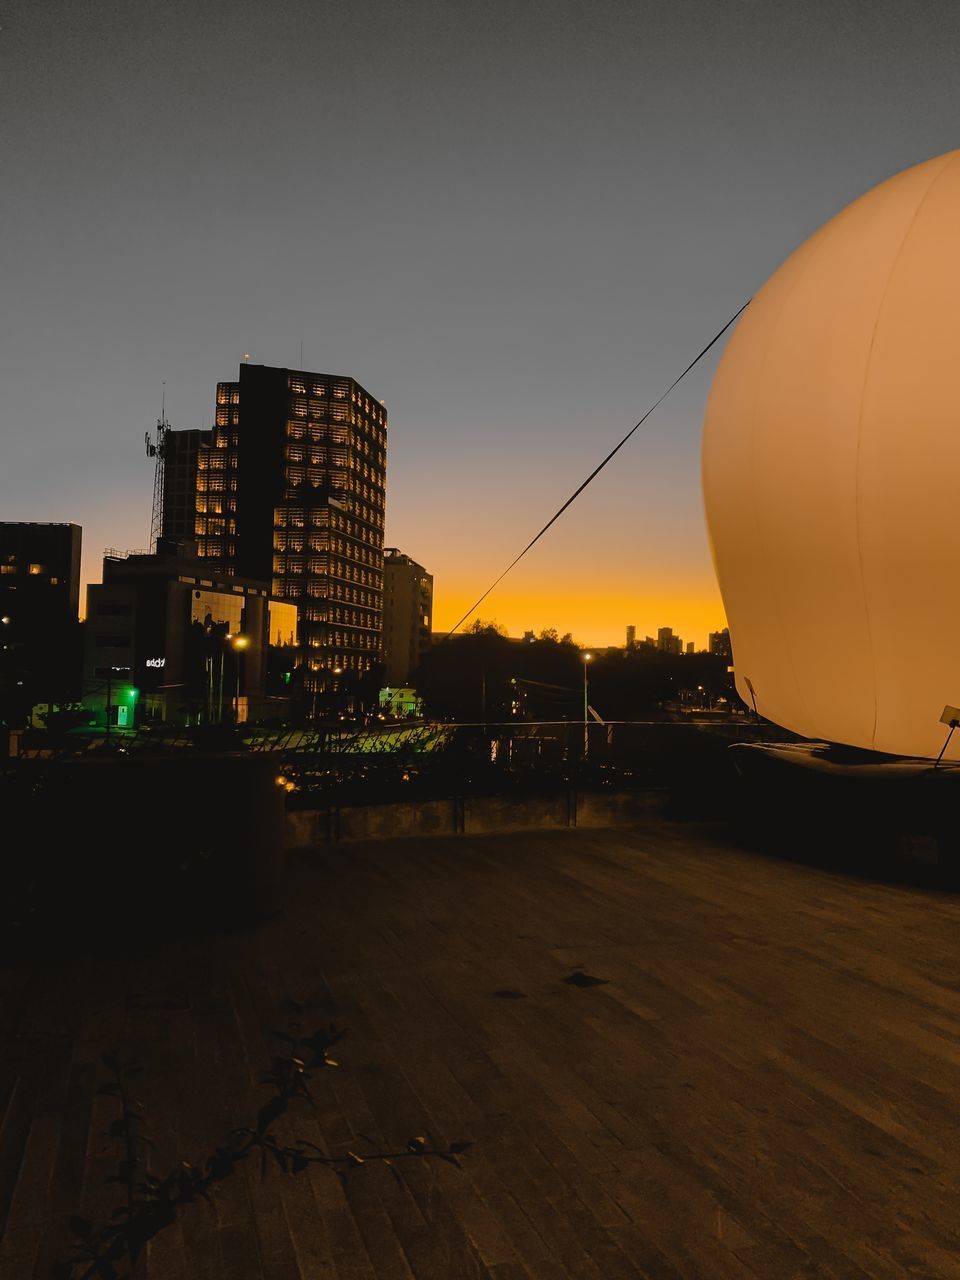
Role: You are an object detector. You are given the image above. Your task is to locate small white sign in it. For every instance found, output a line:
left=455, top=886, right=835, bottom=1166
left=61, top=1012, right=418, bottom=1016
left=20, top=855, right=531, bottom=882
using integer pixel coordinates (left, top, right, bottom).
left=145, top=657, right=166, bottom=669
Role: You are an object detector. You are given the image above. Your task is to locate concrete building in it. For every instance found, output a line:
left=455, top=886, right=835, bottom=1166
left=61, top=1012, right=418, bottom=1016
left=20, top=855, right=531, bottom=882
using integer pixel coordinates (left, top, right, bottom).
left=161, top=363, right=386, bottom=711
left=626, top=625, right=636, bottom=649
left=382, top=549, right=433, bottom=686
left=83, top=538, right=298, bottom=727
left=0, top=522, right=83, bottom=723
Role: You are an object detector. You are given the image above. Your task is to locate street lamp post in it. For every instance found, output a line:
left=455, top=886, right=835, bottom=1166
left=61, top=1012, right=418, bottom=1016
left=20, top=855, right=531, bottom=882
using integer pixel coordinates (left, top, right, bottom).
left=329, top=665, right=343, bottom=751
left=582, top=652, right=592, bottom=758
left=218, top=636, right=227, bottom=724
left=230, top=634, right=250, bottom=723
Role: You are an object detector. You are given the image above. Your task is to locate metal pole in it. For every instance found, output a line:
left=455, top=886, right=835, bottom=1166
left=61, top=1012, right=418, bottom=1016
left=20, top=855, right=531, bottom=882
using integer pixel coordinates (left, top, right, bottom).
left=218, top=647, right=225, bottom=724
left=583, top=661, right=589, bottom=758
left=934, top=721, right=957, bottom=769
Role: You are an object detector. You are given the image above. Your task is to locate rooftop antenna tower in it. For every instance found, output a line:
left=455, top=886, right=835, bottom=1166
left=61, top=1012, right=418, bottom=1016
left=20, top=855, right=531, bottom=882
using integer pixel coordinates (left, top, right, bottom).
left=145, top=383, right=170, bottom=551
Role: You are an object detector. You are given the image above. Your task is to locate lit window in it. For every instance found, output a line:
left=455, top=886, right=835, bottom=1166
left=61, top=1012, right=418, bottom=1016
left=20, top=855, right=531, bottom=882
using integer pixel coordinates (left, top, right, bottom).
left=28, top=563, right=45, bottom=575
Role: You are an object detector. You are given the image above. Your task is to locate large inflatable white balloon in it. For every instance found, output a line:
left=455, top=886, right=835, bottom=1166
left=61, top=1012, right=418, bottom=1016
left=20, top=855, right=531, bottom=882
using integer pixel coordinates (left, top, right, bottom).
left=703, top=149, right=960, bottom=760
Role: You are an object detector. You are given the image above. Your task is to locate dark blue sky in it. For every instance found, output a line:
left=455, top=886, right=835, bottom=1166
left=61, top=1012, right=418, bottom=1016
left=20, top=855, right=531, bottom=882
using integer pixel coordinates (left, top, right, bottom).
left=2, top=0, right=957, bottom=643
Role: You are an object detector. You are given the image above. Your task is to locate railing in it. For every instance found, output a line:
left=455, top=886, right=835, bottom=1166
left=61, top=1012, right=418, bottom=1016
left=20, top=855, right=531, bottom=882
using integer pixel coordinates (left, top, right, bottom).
left=1, top=716, right=797, bottom=808
left=103, top=546, right=151, bottom=560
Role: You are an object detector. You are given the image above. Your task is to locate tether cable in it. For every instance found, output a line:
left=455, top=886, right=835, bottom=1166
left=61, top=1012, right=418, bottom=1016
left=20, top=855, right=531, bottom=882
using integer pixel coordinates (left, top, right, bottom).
left=444, top=300, right=751, bottom=639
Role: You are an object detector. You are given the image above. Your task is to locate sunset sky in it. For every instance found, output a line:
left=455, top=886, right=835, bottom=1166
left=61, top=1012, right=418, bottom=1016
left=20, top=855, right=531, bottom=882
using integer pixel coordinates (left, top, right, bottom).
left=2, top=0, right=958, bottom=647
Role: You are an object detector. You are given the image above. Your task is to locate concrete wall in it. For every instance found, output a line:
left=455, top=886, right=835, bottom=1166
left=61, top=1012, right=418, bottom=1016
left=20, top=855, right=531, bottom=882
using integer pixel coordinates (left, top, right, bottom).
left=286, top=788, right=666, bottom=848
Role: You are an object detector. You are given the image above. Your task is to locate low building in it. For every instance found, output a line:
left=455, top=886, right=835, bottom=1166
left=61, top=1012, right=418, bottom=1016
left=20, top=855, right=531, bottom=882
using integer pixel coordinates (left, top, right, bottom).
left=0, top=522, right=83, bottom=724
left=383, top=548, right=433, bottom=686
left=83, top=538, right=298, bottom=727
left=378, top=686, right=422, bottom=719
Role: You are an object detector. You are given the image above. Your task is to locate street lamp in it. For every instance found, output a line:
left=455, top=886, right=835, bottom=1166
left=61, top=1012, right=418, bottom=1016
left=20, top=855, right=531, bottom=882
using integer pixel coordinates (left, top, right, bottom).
left=331, top=666, right=343, bottom=749
left=230, top=633, right=250, bottom=723
left=582, top=653, right=593, bottom=757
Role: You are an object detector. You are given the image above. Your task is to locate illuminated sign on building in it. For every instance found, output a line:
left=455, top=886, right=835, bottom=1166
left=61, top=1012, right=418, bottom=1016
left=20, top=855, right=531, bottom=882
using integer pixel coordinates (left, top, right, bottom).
left=145, top=657, right=166, bottom=669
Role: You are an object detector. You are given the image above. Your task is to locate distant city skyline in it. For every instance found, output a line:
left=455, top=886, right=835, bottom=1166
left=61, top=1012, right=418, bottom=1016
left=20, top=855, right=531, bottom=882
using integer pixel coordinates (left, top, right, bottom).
left=3, top=1, right=958, bottom=650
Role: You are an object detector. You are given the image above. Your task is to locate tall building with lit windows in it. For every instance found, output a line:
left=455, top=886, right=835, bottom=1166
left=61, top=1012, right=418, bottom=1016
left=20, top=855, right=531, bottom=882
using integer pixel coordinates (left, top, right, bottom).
left=0, top=522, right=83, bottom=722
left=383, top=549, right=432, bottom=686
left=163, top=363, right=387, bottom=707
left=161, top=428, right=211, bottom=541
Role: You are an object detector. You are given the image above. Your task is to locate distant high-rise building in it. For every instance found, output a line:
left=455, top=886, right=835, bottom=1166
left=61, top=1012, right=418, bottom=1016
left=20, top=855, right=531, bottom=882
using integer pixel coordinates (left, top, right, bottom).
left=625, top=624, right=636, bottom=649
left=686, top=641, right=695, bottom=654
left=382, top=549, right=433, bottom=686
left=657, top=626, right=683, bottom=655
left=0, top=522, right=83, bottom=721
left=162, top=364, right=387, bottom=708
left=709, top=628, right=732, bottom=659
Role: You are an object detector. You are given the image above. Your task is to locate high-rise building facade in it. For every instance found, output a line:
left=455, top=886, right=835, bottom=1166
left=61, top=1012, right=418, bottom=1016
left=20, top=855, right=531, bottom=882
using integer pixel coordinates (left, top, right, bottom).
left=163, top=363, right=386, bottom=705
left=161, top=428, right=211, bottom=542
left=382, top=549, right=433, bottom=686
left=0, top=522, right=83, bottom=721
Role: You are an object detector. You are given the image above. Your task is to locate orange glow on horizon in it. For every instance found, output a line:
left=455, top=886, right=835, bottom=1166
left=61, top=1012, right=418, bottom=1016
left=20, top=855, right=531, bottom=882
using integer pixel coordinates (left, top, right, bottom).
left=432, top=586, right=727, bottom=650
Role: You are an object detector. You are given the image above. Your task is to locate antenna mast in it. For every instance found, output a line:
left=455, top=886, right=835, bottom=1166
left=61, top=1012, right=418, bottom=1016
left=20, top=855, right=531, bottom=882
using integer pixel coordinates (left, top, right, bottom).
left=145, top=383, right=170, bottom=551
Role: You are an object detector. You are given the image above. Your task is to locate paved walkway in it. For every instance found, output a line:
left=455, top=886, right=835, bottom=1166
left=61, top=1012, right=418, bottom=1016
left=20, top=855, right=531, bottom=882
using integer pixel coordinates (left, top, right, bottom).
left=3, top=822, right=960, bottom=1277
